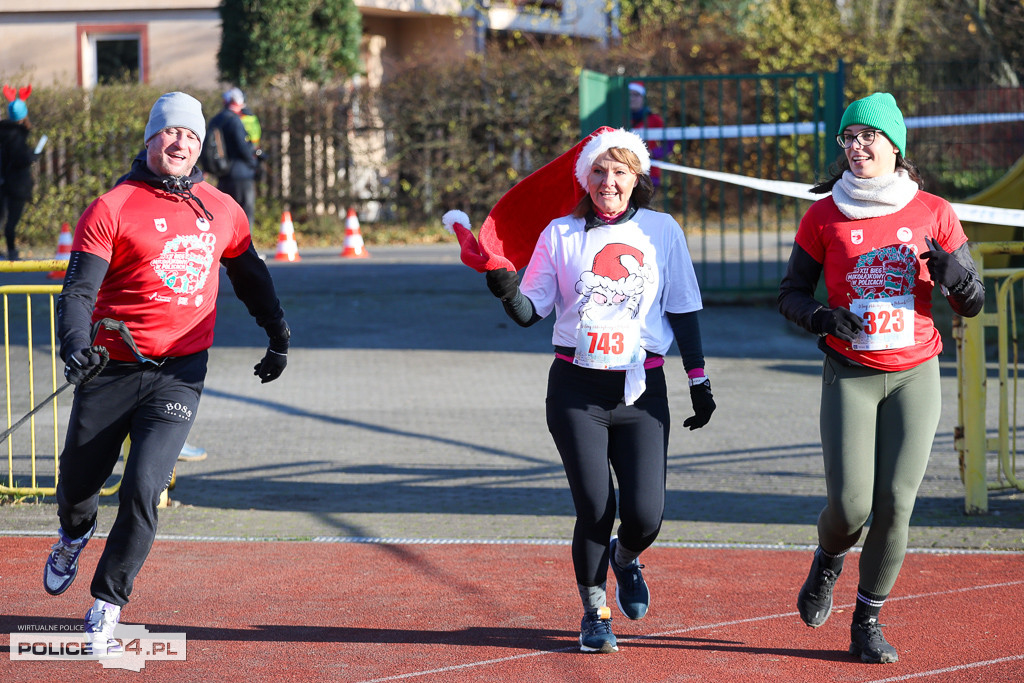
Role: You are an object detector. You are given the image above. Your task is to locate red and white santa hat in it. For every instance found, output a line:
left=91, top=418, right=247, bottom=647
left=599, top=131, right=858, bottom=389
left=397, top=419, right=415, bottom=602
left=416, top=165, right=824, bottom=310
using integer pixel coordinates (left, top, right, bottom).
left=442, top=126, right=651, bottom=274
left=573, top=128, right=650, bottom=191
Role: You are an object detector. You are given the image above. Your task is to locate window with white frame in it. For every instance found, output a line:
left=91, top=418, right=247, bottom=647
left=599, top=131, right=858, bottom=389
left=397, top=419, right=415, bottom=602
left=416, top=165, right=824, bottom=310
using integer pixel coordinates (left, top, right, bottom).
left=78, top=24, right=148, bottom=87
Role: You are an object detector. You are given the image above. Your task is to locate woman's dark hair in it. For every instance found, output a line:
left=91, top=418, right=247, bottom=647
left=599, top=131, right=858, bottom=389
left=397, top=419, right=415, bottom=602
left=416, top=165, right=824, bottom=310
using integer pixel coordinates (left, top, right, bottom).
left=571, top=147, right=655, bottom=217
left=811, top=152, right=924, bottom=194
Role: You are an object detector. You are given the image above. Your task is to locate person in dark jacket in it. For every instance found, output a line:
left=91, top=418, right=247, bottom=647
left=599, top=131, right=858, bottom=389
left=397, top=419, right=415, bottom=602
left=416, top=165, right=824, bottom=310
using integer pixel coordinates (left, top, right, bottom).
left=205, top=87, right=258, bottom=226
left=0, top=88, right=38, bottom=260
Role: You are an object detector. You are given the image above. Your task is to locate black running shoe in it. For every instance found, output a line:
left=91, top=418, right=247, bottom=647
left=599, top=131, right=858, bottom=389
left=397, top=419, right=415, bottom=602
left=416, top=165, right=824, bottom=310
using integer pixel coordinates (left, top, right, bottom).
left=797, top=547, right=843, bottom=627
left=850, top=618, right=899, bottom=663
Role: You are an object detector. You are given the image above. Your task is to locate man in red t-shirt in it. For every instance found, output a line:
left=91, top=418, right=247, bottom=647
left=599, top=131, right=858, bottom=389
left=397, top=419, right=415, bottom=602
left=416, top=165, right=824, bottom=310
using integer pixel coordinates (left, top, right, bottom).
left=41, top=92, right=290, bottom=658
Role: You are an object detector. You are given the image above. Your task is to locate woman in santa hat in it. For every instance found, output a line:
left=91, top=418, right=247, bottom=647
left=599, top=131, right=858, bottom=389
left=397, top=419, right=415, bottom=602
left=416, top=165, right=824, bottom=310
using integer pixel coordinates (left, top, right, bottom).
left=479, top=127, right=715, bottom=653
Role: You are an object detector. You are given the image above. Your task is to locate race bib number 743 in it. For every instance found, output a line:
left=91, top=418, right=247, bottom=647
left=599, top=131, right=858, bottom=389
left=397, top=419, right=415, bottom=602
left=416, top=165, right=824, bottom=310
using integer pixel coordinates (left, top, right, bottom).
left=573, top=320, right=643, bottom=370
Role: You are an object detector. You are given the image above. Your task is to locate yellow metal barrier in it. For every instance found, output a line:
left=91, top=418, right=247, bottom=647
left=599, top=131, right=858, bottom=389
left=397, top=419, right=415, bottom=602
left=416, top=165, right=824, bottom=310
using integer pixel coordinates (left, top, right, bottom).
left=0, top=259, right=124, bottom=498
left=956, top=242, right=1024, bottom=513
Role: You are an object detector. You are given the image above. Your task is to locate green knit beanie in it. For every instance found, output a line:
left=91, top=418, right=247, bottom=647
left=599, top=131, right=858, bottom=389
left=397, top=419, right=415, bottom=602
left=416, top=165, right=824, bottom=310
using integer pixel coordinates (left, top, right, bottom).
left=838, top=92, right=906, bottom=156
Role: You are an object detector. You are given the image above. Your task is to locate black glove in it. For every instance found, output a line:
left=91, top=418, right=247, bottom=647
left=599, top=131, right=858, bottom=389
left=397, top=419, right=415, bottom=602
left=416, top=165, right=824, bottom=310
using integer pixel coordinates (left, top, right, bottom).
left=821, top=307, right=864, bottom=343
left=486, top=268, right=519, bottom=301
left=63, top=346, right=108, bottom=386
left=254, top=320, right=290, bottom=383
left=683, top=380, right=716, bottom=430
left=922, top=236, right=968, bottom=290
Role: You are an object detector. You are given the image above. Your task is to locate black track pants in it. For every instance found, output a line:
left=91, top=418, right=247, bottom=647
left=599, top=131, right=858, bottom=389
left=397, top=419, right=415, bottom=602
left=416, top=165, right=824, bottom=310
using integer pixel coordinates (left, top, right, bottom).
left=546, top=359, right=669, bottom=587
left=56, top=351, right=207, bottom=606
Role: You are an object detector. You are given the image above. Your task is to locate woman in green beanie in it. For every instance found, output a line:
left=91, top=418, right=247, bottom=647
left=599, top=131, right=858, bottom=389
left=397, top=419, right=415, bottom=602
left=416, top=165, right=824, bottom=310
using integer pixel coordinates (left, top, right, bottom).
left=778, top=92, right=985, bottom=663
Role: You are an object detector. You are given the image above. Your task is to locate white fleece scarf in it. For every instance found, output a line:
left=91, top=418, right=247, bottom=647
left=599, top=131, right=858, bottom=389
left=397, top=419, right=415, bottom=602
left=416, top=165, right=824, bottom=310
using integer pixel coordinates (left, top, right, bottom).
left=830, top=169, right=919, bottom=220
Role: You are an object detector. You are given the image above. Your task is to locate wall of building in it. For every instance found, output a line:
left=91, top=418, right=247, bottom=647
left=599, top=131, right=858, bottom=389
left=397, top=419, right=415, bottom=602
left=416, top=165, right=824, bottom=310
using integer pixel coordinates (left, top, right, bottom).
left=1, top=2, right=608, bottom=90
left=0, top=10, right=221, bottom=89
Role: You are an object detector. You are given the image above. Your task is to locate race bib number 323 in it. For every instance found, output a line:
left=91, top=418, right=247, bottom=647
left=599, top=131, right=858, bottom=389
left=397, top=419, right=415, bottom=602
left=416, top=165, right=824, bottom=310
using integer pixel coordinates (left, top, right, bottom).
left=850, top=294, right=915, bottom=351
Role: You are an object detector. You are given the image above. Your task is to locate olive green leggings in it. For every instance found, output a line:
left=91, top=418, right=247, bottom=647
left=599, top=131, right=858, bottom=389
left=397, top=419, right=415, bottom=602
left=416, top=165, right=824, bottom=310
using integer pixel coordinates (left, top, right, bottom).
left=817, top=355, right=940, bottom=596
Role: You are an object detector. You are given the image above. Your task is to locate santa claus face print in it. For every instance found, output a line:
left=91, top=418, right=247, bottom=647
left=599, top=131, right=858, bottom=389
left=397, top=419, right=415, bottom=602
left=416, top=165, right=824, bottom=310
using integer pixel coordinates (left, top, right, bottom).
left=586, top=151, right=639, bottom=216
left=576, top=243, right=647, bottom=322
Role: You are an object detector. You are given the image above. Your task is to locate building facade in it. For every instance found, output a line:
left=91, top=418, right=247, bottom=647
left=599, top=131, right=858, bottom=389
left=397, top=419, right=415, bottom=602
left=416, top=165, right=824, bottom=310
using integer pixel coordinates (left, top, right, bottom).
left=0, top=1, right=616, bottom=90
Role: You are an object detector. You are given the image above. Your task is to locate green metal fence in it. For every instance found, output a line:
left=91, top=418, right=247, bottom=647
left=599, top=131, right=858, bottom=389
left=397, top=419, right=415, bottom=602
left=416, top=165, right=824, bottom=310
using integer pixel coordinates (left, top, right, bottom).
left=580, top=67, right=843, bottom=298
left=581, top=61, right=1024, bottom=297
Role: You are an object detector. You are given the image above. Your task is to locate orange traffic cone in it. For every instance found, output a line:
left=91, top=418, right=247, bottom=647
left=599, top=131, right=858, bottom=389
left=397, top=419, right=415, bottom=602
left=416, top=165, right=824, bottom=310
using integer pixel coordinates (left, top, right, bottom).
left=48, top=223, right=73, bottom=279
left=341, top=208, right=369, bottom=258
left=274, top=211, right=301, bottom=262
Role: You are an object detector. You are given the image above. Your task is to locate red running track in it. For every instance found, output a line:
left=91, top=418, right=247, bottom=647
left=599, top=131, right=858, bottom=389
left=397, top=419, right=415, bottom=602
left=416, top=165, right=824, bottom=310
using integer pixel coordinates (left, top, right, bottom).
left=1, top=537, right=1023, bottom=682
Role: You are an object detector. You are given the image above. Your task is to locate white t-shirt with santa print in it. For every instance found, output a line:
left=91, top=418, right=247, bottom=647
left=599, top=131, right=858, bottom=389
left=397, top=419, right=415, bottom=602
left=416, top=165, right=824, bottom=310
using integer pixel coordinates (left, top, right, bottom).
left=519, top=208, right=703, bottom=357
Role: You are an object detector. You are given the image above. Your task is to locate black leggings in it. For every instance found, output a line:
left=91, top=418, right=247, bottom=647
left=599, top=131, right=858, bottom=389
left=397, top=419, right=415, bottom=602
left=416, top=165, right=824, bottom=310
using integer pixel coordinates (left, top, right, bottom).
left=56, top=351, right=207, bottom=606
left=546, top=359, right=669, bottom=586
left=1, top=194, right=26, bottom=253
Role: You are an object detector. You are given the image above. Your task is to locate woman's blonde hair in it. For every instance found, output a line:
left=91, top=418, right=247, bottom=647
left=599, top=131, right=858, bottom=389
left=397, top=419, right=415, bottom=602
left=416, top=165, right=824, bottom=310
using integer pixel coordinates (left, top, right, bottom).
left=572, top=147, right=654, bottom=218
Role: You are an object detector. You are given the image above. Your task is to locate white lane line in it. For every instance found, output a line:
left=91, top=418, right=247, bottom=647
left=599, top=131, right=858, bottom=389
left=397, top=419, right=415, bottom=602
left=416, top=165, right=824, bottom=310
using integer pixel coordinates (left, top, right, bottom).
left=352, top=580, right=1024, bottom=683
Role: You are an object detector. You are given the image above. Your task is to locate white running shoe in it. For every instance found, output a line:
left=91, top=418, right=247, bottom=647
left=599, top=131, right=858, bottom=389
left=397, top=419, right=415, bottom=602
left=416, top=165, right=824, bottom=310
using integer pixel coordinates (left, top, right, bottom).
left=84, top=600, right=124, bottom=658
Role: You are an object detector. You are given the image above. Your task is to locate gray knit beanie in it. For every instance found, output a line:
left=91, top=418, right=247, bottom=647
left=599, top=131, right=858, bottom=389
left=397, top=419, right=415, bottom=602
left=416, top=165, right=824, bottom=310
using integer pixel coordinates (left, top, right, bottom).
left=144, top=92, right=206, bottom=145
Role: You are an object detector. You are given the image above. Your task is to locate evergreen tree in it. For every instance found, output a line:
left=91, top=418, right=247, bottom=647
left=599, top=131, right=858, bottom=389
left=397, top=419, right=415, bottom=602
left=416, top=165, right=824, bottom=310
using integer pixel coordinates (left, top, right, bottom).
left=218, top=0, right=363, bottom=87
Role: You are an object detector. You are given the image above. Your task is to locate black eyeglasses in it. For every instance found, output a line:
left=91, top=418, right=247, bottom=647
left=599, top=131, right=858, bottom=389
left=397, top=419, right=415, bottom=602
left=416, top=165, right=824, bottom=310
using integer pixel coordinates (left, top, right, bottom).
left=836, top=129, right=883, bottom=149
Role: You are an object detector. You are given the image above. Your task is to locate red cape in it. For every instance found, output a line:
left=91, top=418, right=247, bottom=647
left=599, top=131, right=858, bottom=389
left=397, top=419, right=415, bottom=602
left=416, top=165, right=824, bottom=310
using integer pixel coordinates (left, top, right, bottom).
left=444, top=127, right=613, bottom=273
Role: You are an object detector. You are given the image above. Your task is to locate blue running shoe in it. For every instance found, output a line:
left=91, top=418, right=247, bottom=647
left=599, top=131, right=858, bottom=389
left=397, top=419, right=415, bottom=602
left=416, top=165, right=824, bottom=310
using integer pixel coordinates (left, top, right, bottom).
left=579, top=606, right=617, bottom=653
left=43, top=521, right=95, bottom=596
left=177, top=441, right=207, bottom=462
left=84, top=600, right=124, bottom=658
left=609, top=537, right=649, bottom=620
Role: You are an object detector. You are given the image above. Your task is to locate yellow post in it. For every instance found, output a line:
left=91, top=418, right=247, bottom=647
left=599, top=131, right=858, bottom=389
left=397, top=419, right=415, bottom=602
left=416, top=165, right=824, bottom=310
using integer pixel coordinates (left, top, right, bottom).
left=959, top=288, right=990, bottom=513
left=958, top=242, right=1024, bottom=513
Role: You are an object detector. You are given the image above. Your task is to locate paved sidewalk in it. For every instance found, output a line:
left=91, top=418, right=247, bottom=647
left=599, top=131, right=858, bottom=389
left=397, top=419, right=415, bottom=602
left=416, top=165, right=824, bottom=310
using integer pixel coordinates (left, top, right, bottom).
left=2, top=245, right=1022, bottom=550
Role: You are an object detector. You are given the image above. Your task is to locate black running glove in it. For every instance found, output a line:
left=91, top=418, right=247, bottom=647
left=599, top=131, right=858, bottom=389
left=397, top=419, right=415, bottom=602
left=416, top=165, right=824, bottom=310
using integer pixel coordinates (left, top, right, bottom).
left=922, top=236, right=968, bottom=290
left=816, top=307, right=864, bottom=343
left=683, top=380, right=716, bottom=430
left=254, top=320, right=290, bottom=383
left=64, top=346, right=108, bottom=386
left=485, top=268, right=519, bottom=301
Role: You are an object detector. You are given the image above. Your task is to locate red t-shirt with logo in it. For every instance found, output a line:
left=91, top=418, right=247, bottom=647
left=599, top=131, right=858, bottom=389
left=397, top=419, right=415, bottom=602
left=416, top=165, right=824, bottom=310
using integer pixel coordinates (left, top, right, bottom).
left=73, top=180, right=251, bottom=361
left=795, top=190, right=968, bottom=371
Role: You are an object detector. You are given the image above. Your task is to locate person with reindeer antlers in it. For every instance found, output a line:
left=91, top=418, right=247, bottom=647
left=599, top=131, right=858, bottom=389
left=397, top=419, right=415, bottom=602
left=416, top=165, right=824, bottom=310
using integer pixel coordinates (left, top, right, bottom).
left=0, top=84, right=41, bottom=261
